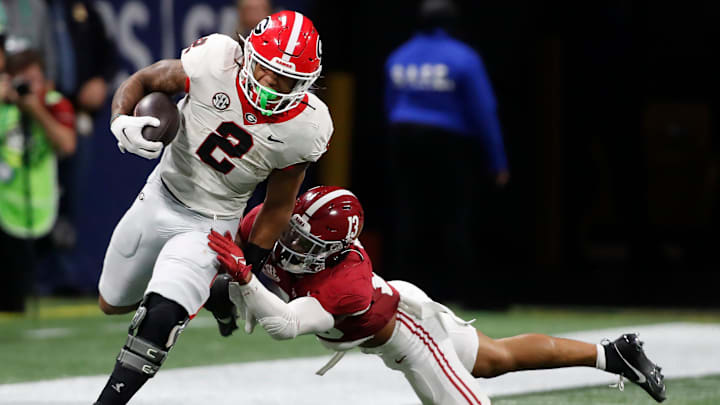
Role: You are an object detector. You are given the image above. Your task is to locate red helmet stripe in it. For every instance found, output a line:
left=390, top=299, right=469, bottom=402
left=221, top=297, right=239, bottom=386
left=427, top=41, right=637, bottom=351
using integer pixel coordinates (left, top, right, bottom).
left=304, top=189, right=356, bottom=218
left=283, top=12, right=304, bottom=61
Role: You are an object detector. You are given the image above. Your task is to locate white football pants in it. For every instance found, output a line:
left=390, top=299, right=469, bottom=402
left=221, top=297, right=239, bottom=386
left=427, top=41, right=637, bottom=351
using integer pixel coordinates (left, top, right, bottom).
left=98, top=175, right=239, bottom=315
left=362, top=281, right=491, bottom=405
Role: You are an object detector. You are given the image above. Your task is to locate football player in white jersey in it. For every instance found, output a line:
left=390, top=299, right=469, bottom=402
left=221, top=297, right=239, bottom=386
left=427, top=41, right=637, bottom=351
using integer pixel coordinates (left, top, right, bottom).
left=94, top=11, right=330, bottom=405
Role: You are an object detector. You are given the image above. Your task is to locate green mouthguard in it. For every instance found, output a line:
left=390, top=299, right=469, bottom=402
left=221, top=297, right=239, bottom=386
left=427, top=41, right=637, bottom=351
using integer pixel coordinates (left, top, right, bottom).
left=256, top=86, right=278, bottom=116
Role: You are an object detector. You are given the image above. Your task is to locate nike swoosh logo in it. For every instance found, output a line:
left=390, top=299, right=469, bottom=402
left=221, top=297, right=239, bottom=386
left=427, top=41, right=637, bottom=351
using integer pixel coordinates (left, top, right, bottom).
left=614, top=345, right=647, bottom=383
left=394, top=355, right=407, bottom=364
left=121, top=128, right=131, bottom=143
left=267, top=134, right=284, bottom=143
left=230, top=254, right=245, bottom=265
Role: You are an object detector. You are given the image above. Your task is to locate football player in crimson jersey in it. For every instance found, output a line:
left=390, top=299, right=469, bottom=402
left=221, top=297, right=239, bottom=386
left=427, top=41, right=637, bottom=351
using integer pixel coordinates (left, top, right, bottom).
left=208, top=186, right=667, bottom=405
left=94, top=11, right=331, bottom=405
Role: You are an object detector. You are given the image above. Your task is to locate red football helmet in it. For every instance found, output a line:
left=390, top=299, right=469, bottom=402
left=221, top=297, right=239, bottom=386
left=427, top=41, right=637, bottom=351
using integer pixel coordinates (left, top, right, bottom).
left=273, top=186, right=365, bottom=274
left=239, top=10, right=322, bottom=115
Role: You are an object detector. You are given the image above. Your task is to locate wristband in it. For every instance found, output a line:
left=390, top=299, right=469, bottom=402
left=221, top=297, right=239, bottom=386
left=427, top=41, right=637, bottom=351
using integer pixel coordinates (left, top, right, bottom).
left=110, top=113, right=124, bottom=124
left=245, top=242, right=272, bottom=272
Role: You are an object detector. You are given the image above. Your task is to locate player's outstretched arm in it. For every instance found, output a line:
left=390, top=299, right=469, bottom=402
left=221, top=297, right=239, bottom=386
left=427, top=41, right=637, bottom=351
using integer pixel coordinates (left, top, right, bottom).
left=231, top=278, right=335, bottom=340
left=207, top=230, right=335, bottom=340
left=109, top=60, right=187, bottom=159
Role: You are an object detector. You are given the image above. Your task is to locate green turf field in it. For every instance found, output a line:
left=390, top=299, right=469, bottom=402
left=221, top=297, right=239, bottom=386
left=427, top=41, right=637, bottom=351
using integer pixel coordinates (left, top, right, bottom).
left=496, top=375, right=720, bottom=405
left=2, top=298, right=719, bottom=404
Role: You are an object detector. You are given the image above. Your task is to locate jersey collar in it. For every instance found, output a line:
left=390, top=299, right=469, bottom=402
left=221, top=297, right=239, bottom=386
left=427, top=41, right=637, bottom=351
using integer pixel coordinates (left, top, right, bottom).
left=236, top=71, right=309, bottom=125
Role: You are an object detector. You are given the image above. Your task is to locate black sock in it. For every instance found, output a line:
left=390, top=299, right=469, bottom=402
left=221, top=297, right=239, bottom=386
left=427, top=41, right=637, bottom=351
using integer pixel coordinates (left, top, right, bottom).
left=95, top=361, right=150, bottom=404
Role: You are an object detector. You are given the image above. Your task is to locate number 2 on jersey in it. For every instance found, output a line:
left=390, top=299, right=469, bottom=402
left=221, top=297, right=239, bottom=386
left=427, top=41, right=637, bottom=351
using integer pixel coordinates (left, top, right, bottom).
left=196, top=122, right=253, bottom=174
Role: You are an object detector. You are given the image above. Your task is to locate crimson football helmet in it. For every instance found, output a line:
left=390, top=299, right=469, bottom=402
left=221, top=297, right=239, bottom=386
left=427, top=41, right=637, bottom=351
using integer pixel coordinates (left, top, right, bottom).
left=273, top=186, right=365, bottom=274
left=239, top=10, right=322, bottom=115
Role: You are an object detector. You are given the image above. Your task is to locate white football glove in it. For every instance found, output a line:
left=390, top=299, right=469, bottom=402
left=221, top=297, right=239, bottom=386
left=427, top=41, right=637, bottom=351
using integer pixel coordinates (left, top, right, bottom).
left=228, top=281, right=258, bottom=334
left=111, top=114, right=163, bottom=159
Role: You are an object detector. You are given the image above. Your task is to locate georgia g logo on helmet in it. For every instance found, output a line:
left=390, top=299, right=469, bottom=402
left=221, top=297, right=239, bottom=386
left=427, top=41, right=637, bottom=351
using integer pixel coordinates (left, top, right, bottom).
left=253, top=16, right=270, bottom=36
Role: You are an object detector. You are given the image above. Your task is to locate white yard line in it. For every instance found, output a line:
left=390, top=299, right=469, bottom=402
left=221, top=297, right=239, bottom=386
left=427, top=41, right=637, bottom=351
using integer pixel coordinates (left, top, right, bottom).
left=2, top=322, right=719, bottom=404
left=24, top=328, right=72, bottom=339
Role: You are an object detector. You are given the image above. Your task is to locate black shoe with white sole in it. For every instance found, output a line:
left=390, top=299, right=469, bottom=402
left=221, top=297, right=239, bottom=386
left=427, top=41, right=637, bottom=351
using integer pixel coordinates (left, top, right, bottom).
left=603, top=333, right=667, bottom=402
left=205, top=274, right=238, bottom=337
left=214, top=313, right=238, bottom=337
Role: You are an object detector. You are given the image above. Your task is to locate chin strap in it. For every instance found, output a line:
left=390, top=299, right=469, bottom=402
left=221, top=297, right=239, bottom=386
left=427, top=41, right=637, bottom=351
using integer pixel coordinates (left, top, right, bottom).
left=342, top=248, right=365, bottom=261
left=316, top=351, right=346, bottom=376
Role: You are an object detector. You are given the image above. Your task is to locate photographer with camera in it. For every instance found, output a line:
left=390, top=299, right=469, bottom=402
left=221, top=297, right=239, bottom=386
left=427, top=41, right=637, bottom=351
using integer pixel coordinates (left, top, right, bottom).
left=0, top=45, right=76, bottom=312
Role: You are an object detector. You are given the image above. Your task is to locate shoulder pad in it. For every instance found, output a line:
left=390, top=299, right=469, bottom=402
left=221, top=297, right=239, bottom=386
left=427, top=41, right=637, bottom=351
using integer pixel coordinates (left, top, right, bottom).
left=311, top=266, right=373, bottom=315
left=181, top=34, right=242, bottom=81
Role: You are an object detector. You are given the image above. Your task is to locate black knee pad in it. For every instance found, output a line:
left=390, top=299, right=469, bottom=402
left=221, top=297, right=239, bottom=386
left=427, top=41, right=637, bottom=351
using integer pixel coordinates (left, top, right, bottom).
left=136, top=293, right=189, bottom=347
left=117, top=293, right=189, bottom=377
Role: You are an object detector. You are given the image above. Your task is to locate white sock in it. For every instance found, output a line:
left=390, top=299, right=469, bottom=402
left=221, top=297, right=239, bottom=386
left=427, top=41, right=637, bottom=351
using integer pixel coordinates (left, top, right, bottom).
left=595, top=343, right=606, bottom=370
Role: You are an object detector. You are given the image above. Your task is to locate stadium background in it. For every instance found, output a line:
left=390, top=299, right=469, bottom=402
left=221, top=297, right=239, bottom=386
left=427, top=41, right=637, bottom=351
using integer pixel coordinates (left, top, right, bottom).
left=66, top=0, right=719, bottom=308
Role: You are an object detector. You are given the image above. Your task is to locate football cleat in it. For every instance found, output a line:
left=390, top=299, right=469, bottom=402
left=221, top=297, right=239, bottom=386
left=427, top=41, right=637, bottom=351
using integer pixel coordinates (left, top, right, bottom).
left=206, top=274, right=239, bottom=337
left=214, top=313, right=238, bottom=337
left=603, top=333, right=666, bottom=402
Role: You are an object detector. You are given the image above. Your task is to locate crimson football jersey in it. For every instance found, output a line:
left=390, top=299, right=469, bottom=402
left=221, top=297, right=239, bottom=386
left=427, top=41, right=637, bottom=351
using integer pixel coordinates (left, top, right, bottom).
left=239, top=204, right=400, bottom=345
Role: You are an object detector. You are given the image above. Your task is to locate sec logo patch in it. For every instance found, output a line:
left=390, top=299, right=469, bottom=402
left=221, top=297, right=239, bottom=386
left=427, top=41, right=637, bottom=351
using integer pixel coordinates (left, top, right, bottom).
left=212, top=92, right=230, bottom=110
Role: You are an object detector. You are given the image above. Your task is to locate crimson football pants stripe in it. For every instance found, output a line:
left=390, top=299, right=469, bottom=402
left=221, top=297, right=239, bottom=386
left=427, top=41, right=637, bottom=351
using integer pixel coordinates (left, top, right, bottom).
left=397, top=310, right=483, bottom=405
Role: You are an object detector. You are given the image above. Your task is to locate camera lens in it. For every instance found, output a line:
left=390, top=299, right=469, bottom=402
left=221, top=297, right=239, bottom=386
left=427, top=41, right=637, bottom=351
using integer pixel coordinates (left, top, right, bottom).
left=12, top=79, right=30, bottom=96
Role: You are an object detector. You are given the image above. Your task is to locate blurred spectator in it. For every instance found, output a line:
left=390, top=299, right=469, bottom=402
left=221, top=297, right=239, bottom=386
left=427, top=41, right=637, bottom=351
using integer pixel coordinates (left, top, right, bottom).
left=235, top=0, right=273, bottom=37
left=49, top=0, right=115, bottom=115
left=382, top=0, right=508, bottom=303
left=0, top=8, right=5, bottom=71
left=0, top=46, right=76, bottom=312
left=37, top=0, right=116, bottom=295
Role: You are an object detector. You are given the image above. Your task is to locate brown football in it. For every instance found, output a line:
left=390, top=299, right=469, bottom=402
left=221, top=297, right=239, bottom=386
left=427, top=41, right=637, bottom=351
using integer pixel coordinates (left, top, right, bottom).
left=133, top=92, right=180, bottom=146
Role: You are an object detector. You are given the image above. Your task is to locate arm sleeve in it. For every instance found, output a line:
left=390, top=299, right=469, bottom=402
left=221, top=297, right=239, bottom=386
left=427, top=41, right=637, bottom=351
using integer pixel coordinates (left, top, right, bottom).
left=229, top=276, right=335, bottom=340
left=463, top=52, right=508, bottom=173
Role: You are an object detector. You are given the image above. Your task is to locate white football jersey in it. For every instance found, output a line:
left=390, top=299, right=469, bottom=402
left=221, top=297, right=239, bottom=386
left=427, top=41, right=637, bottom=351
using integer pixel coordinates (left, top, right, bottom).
left=153, top=34, right=333, bottom=218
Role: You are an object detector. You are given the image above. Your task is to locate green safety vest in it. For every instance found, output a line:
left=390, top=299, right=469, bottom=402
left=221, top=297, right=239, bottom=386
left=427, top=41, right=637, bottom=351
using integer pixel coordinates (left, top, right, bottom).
left=0, top=92, right=60, bottom=238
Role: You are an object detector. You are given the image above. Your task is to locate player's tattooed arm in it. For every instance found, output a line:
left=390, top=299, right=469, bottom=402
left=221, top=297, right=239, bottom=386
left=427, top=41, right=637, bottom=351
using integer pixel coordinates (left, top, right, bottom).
left=249, top=163, right=309, bottom=250
left=111, top=59, right=187, bottom=119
